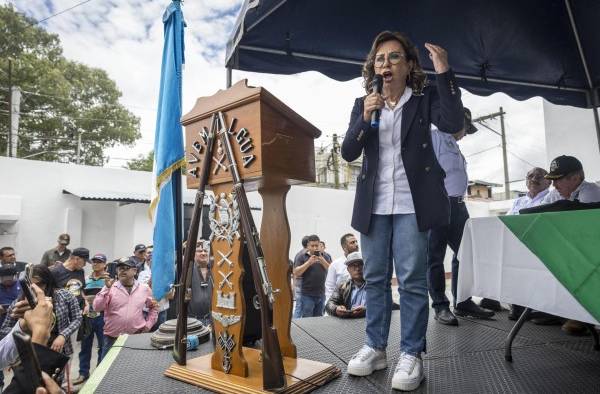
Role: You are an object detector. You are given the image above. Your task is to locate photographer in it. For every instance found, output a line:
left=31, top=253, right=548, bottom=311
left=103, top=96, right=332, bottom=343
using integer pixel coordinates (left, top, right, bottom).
left=1, top=283, right=68, bottom=394
left=293, top=234, right=330, bottom=318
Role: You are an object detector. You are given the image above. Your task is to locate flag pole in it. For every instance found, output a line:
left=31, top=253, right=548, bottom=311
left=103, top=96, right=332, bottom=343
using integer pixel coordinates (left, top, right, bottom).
left=173, top=169, right=183, bottom=285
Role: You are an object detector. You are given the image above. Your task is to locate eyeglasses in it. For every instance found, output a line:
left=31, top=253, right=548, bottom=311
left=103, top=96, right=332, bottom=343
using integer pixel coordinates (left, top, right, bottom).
left=374, top=51, right=406, bottom=67
left=526, top=173, right=546, bottom=180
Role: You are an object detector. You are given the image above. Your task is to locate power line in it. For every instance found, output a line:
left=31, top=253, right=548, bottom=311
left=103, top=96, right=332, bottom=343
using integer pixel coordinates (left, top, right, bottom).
left=0, top=86, right=156, bottom=112
left=465, top=144, right=501, bottom=157
left=35, top=0, right=95, bottom=25
left=507, top=151, right=540, bottom=169
left=0, top=108, right=136, bottom=125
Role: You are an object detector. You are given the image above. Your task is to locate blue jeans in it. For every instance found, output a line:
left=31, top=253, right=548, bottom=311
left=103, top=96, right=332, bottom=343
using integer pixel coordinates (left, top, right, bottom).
left=101, top=335, right=118, bottom=359
left=151, top=310, right=168, bottom=332
left=293, top=294, right=325, bottom=318
left=362, top=214, right=429, bottom=355
left=79, top=315, right=105, bottom=377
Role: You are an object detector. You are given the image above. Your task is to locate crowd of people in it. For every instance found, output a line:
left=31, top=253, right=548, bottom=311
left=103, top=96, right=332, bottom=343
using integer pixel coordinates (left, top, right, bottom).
left=0, top=237, right=214, bottom=392
left=2, top=28, right=599, bottom=393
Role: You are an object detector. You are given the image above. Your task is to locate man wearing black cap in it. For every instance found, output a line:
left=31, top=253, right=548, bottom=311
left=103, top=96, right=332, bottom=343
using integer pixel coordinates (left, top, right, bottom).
left=427, top=108, right=494, bottom=325
left=130, top=244, right=148, bottom=276
left=51, top=247, right=88, bottom=314
left=40, top=233, right=71, bottom=267
left=542, top=155, right=600, bottom=204
left=73, top=253, right=109, bottom=385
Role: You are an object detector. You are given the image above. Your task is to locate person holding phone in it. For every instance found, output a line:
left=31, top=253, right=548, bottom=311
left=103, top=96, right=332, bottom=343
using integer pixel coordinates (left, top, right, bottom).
left=0, top=264, right=81, bottom=387
left=72, top=253, right=109, bottom=386
left=93, top=258, right=158, bottom=358
left=0, top=283, right=68, bottom=394
left=292, top=234, right=331, bottom=318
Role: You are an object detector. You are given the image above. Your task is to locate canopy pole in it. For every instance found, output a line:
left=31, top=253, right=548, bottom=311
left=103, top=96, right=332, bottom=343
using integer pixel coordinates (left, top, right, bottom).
left=593, top=107, right=600, bottom=154
left=565, top=0, right=600, bottom=153
left=226, top=67, right=232, bottom=88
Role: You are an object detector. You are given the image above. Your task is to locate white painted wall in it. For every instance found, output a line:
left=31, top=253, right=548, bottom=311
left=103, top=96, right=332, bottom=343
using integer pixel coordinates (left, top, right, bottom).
left=2, top=156, right=510, bottom=274
left=543, top=101, right=600, bottom=181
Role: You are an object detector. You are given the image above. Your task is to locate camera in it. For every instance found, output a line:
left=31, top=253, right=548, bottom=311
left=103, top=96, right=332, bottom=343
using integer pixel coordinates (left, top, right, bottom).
left=311, top=251, right=321, bottom=257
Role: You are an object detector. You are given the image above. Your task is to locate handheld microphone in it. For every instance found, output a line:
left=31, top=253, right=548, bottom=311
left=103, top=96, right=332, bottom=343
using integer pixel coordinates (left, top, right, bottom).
left=370, top=74, right=384, bottom=128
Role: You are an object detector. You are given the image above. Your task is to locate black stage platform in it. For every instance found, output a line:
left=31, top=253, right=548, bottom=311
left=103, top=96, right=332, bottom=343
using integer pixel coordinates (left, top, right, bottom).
left=84, top=310, right=600, bottom=393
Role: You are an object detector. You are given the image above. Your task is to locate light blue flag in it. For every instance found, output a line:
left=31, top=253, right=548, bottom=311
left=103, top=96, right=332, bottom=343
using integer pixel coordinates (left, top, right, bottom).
left=149, top=1, right=186, bottom=301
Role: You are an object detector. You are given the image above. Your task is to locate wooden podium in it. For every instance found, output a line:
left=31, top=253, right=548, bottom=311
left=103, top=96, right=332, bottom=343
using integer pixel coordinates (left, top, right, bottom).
left=164, top=80, right=340, bottom=392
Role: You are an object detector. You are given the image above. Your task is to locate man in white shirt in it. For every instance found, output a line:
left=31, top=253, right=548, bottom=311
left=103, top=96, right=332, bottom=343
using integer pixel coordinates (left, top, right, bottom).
left=325, top=234, right=359, bottom=301
left=507, top=167, right=551, bottom=214
left=541, top=155, right=600, bottom=204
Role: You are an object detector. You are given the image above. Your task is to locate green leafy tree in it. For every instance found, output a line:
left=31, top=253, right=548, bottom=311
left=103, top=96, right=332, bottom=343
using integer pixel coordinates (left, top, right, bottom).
left=125, top=150, right=154, bottom=172
left=0, top=5, right=140, bottom=165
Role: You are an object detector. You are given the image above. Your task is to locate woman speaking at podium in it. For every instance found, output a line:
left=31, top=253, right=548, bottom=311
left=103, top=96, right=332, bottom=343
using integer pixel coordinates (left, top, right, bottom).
left=341, top=31, right=464, bottom=391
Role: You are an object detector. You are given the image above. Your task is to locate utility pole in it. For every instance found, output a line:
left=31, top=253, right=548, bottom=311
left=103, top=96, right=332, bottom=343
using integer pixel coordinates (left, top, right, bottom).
left=76, top=131, right=82, bottom=164
left=331, top=133, right=340, bottom=189
left=472, top=107, right=510, bottom=199
left=7, top=59, right=12, bottom=157
left=9, top=86, right=21, bottom=158
left=499, top=107, right=509, bottom=199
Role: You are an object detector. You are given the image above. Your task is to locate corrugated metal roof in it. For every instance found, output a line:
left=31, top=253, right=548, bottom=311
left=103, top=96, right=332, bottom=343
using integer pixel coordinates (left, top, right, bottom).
left=62, top=188, right=261, bottom=210
left=62, top=188, right=202, bottom=206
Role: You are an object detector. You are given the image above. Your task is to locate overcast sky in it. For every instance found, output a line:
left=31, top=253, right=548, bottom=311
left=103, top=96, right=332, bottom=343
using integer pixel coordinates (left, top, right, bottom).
left=6, top=0, right=551, bottom=191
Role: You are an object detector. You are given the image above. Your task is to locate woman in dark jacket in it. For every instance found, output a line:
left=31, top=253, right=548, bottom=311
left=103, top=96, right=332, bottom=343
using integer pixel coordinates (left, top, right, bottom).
left=342, top=31, right=464, bottom=391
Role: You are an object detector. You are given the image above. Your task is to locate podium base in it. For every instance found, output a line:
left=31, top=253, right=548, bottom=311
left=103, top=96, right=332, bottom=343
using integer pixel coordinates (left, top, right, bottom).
left=165, top=347, right=340, bottom=393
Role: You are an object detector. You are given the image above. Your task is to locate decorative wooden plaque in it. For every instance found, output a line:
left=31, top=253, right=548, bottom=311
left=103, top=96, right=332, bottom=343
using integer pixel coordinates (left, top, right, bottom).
left=165, top=80, right=339, bottom=393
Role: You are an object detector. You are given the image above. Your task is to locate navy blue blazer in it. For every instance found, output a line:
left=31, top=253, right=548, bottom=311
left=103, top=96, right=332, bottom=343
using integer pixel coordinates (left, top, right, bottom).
left=341, top=70, right=464, bottom=234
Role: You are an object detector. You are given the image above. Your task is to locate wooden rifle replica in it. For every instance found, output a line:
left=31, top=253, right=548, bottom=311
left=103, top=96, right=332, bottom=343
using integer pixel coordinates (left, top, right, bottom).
left=217, top=111, right=287, bottom=391
left=173, top=113, right=218, bottom=365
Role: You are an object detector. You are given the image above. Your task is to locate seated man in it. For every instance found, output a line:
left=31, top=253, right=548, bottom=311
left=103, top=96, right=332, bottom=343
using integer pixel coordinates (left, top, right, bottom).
left=541, top=155, right=600, bottom=335
left=542, top=155, right=600, bottom=204
left=325, top=252, right=366, bottom=318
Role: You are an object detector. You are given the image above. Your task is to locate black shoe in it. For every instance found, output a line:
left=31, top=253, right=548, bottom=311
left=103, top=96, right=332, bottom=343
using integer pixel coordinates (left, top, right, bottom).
left=531, top=313, right=564, bottom=326
left=480, top=298, right=502, bottom=312
left=434, top=308, right=458, bottom=326
left=454, top=300, right=495, bottom=319
left=508, top=304, right=525, bottom=321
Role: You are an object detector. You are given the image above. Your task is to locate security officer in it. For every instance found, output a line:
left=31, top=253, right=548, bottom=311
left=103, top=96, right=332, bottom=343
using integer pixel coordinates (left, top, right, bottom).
left=427, top=108, right=494, bottom=325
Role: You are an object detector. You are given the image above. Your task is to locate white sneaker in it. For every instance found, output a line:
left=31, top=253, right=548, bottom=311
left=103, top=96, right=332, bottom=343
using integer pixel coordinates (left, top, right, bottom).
left=347, top=345, right=387, bottom=376
left=391, top=352, right=424, bottom=391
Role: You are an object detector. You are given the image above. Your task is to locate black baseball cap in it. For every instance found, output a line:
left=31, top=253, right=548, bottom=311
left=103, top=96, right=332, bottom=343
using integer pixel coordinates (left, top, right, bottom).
left=116, top=257, right=136, bottom=268
left=545, top=155, right=583, bottom=180
left=464, top=108, right=478, bottom=135
left=71, top=247, right=90, bottom=262
left=91, top=253, right=107, bottom=263
left=134, top=244, right=147, bottom=253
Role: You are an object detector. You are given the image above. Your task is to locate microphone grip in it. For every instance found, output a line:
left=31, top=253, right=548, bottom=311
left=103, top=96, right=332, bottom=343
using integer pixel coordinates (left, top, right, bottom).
left=370, top=109, right=380, bottom=128
left=369, top=74, right=383, bottom=128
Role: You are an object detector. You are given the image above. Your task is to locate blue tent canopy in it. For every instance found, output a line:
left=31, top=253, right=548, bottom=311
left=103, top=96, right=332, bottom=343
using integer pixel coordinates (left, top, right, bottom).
left=226, top=0, right=600, bottom=110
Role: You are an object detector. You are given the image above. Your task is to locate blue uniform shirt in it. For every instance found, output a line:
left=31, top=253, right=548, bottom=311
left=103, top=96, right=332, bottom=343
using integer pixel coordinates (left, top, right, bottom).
left=0, top=281, right=21, bottom=326
left=431, top=128, right=468, bottom=197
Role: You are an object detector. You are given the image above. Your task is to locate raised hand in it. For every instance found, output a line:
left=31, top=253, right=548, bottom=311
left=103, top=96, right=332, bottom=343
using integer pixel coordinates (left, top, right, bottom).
left=424, top=43, right=449, bottom=74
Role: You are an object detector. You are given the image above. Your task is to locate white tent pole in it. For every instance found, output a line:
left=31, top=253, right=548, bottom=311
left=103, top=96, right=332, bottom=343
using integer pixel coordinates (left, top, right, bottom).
left=565, top=0, right=600, bottom=153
